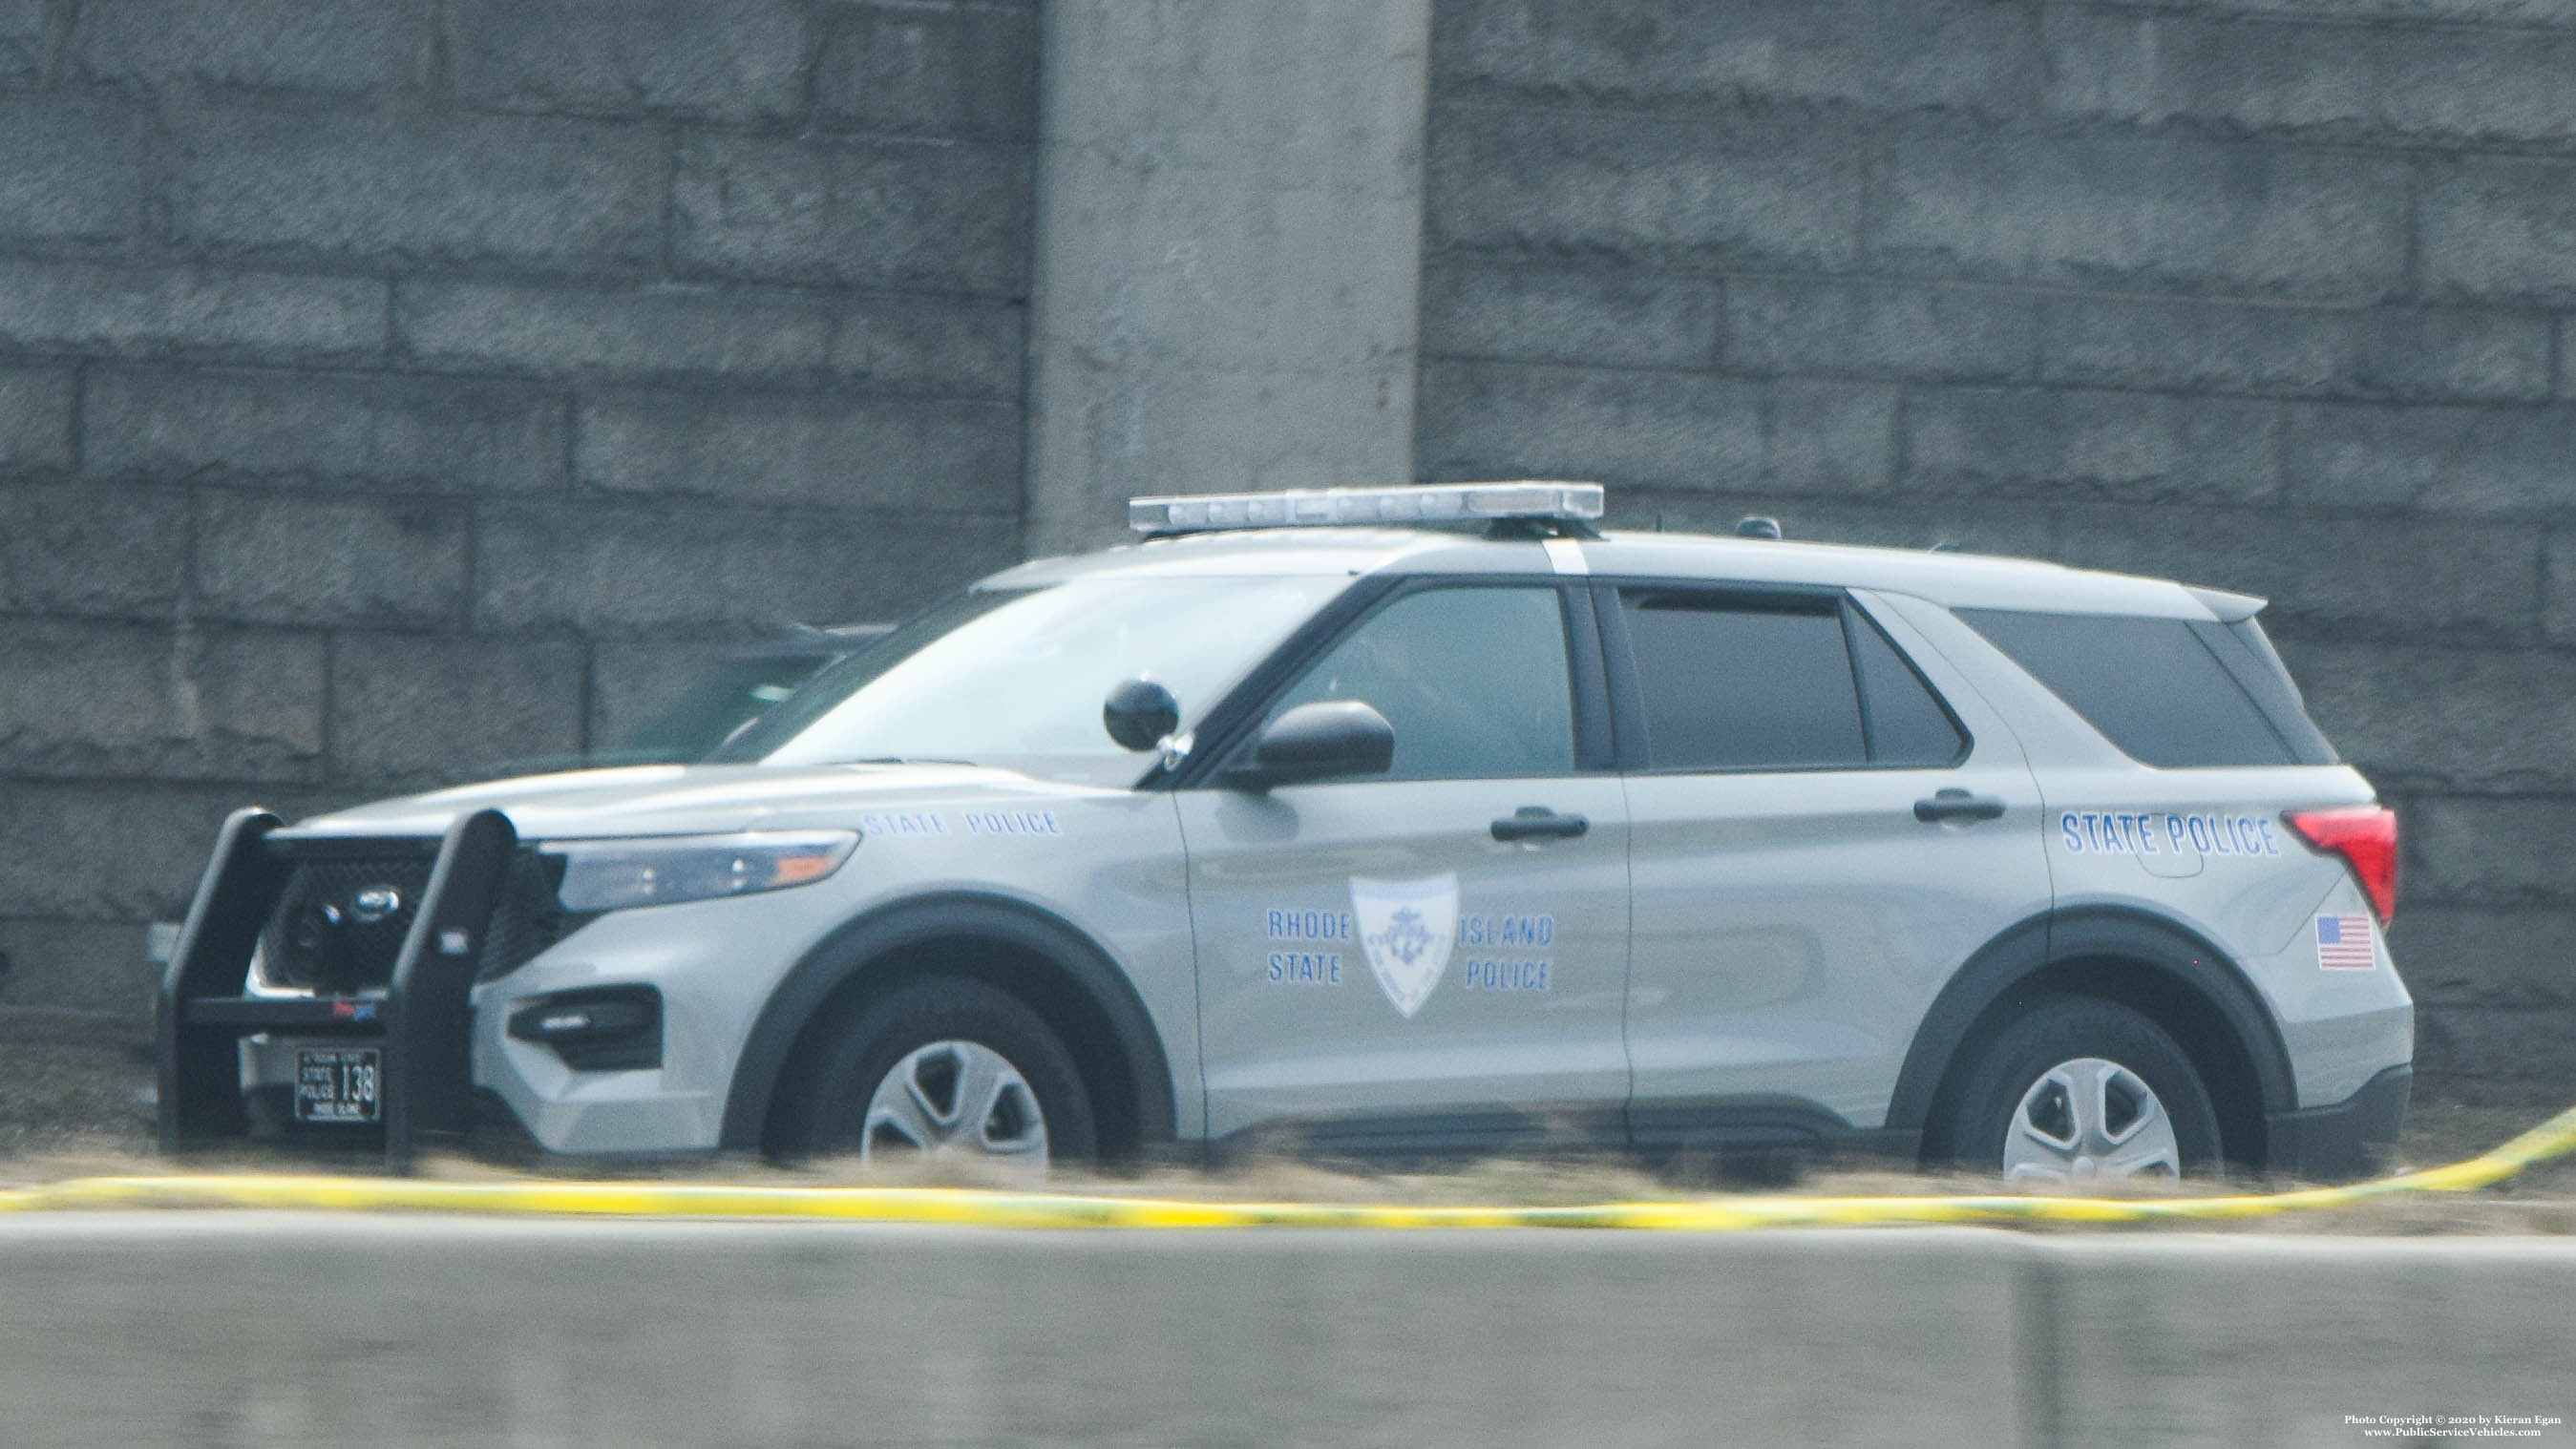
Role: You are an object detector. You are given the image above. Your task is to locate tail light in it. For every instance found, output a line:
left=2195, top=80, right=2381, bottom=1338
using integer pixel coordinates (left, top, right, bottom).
left=2285, top=805, right=2397, bottom=926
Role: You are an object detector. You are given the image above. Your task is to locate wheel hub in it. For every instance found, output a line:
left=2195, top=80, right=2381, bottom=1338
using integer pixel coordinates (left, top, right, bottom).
left=2001, top=1057, right=2181, bottom=1186
left=860, top=1040, right=1050, bottom=1171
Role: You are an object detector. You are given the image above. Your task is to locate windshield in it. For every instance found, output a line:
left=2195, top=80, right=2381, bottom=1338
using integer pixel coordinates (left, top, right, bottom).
left=714, top=575, right=1354, bottom=784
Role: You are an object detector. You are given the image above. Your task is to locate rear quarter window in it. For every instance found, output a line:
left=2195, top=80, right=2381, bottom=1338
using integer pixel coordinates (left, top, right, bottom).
left=1958, top=609, right=2335, bottom=768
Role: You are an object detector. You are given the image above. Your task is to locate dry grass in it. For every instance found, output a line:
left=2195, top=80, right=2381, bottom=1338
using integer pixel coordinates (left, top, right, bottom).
left=7, top=1006, right=2573, bottom=1232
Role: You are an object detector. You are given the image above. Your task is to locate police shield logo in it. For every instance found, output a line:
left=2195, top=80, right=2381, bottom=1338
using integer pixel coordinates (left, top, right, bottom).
left=1349, top=873, right=1457, bottom=1019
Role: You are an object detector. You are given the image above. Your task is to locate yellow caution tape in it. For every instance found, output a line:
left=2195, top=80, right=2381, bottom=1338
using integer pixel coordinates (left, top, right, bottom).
left=4, top=1102, right=2572, bottom=1228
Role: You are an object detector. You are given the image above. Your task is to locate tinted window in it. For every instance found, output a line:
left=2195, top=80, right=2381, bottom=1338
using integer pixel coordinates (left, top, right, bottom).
left=2195, top=618, right=2338, bottom=766
left=1621, top=594, right=1866, bottom=770
left=1959, top=610, right=2295, bottom=768
left=1849, top=611, right=1968, bottom=767
left=1269, top=585, right=1574, bottom=781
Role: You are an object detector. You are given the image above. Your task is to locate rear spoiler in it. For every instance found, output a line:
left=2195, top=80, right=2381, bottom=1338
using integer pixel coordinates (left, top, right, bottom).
left=2186, top=585, right=2266, bottom=622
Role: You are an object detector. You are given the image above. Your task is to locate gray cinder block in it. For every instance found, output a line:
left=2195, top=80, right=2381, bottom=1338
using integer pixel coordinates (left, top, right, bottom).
left=0, top=95, right=144, bottom=246
left=445, top=0, right=805, bottom=124
left=171, top=104, right=660, bottom=270
left=84, top=368, right=566, bottom=494
left=0, top=620, right=326, bottom=783
left=71, top=0, right=429, bottom=94
left=1725, top=277, right=2037, bottom=385
left=0, top=260, right=387, bottom=363
left=1871, top=132, right=2409, bottom=300
left=816, top=1, right=1039, bottom=140
left=327, top=633, right=586, bottom=788
left=1424, top=263, right=1721, bottom=371
left=575, top=389, right=1020, bottom=510
left=194, top=491, right=471, bottom=628
left=1427, top=105, right=1867, bottom=270
left=474, top=501, right=1015, bottom=633
left=2040, top=294, right=2551, bottom=406
left=2286, top=401, right=2576, bottom=514
left=0, top=485, right=190, bottom=620
left=1903, top=386, right=2283, bottom=504
left=672, top=132, right=1032, bottom=293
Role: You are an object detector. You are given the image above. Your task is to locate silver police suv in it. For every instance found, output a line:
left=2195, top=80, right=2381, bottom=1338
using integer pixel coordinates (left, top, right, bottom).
left=158, top=483, right=2411, bottom=1184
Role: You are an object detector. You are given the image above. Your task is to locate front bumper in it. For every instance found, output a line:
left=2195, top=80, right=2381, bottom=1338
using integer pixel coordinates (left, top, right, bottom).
left=2264, top=1063, right=2411, bottom=1182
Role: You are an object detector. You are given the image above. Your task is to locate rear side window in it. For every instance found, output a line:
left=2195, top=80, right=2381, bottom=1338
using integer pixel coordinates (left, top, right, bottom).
left=1959, top=609, right=2333, bottom=768
left=1617, top=593, right=1966, bottom=772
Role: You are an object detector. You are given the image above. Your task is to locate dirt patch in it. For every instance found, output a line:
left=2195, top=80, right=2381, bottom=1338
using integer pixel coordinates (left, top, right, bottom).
left=0, top=1011, right=156, bottom=1162
left=6, top=1007, right=2573, bottom=1230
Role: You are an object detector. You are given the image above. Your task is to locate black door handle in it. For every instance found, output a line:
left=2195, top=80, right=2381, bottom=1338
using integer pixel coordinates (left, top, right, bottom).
left=1914, top=788, right=2005, bottom=824
left=1493, top=807, right=1589, bottom=842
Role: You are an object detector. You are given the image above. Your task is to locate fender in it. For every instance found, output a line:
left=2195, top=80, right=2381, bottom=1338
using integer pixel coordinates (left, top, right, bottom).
left=718, top=892, right=1179, bottom=1154
left=1885, top=906, right=2297, bottom=1134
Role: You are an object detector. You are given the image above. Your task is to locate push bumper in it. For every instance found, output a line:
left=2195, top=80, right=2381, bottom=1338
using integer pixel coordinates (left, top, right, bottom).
left=158, top=807, right=516, bottom=1170
left=2264, top=1063, right=2411, bottom=1182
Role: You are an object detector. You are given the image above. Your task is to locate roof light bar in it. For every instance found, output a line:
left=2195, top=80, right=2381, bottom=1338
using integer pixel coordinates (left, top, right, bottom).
left=1129, top=481, right=1605, bottom=536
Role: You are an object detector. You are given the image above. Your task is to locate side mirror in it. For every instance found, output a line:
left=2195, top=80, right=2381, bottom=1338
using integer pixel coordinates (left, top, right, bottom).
left=1103, top=678, right=1181, bottom=751
left=1227, top=700, right=1394, bottom=789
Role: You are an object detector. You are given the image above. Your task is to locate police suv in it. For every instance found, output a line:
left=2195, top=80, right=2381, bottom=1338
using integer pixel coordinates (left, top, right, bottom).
left=158, top=483, right=2411, bottom=1184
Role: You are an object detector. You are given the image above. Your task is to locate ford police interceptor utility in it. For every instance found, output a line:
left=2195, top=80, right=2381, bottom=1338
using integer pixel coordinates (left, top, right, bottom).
left=157, top=483, right=2411, bottom=1184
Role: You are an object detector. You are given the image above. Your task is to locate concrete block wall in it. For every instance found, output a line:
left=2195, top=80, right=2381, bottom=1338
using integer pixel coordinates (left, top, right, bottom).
left=7, top=0, right=2572, bottom=1110
left=1418, top=0, right=2576, bottom=1093
left=0, top=0, right=1035, bottom=1014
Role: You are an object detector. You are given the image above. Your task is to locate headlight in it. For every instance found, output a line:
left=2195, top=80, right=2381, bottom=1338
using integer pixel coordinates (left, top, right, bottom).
left=545, top=830, right=858, bottom=914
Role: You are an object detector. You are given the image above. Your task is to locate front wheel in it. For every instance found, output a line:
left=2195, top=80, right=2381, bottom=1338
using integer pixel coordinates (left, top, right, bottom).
left=1932, top=997, right=2222, bottom=1185
left=776, top=976, right=1097, bottom=1173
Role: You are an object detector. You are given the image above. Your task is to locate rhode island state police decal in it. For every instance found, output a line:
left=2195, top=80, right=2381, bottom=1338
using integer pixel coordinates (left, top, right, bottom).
left=1349, top=873, right=1457, bottom=1019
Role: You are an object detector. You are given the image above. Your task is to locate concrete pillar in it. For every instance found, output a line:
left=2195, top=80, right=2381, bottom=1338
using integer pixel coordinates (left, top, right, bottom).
left=1022, top=0, right=1434, bottom=556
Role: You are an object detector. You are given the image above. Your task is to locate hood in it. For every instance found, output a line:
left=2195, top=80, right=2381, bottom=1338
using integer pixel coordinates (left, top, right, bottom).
left=279, top=762, right=1099, bottom=842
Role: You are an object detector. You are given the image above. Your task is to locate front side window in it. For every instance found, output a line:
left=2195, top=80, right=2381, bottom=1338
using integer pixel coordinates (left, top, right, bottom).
left=1262, top=584, right=1576, bottom=782
left=722, top=575, right=1354, bottom=785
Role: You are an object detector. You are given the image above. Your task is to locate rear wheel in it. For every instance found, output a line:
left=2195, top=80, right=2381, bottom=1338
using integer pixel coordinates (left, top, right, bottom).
left=1933, top=997, right=2221, bottom=1185
left=777, top=976, right=1097, bottom=1173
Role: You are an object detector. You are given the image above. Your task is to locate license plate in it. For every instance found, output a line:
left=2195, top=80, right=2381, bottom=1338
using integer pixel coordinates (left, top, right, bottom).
left=294, top=1047, right=381, bottom=1124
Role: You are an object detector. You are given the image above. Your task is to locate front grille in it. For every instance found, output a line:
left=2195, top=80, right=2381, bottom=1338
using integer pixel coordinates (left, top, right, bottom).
left=477, top=851, right=596, bottom=981
left=258, top=846, right=597, bottom=994
left=259, top=855, right=436, bottom=995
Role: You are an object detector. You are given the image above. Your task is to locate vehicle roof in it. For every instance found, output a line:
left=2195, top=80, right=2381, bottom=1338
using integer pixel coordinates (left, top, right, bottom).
left=987, top=525, right=2254, bottom=620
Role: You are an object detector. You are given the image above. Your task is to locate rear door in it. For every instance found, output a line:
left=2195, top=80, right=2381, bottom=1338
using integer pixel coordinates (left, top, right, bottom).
left=1178, top=578, right=1631, bottom=1155
left=1604, top=583, right=2053, bottom=1149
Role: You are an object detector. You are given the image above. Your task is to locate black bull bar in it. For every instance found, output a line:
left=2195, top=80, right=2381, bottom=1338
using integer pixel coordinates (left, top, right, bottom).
left=157, top=807, right=517, bottom=1171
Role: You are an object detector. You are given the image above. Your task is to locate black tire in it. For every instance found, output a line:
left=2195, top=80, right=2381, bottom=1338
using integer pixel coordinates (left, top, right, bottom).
left=775, top=976, right=1098, bottom=1167
left=1930, top=996, right=2222, bottom=1180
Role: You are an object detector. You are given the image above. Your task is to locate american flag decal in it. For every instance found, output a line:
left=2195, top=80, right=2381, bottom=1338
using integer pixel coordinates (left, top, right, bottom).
left=2315, top=914, right=2376, bottom=970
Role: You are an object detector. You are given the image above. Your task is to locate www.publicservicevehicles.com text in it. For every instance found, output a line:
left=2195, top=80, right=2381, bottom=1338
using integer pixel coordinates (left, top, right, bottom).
left=2350, top=1415, right=2562, bottom=1438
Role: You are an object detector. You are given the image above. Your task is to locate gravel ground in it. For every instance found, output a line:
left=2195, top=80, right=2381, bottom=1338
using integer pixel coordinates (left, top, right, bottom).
left=0, top=1011, right=158, bottom=1162
left=5, top=1006, right=2571, bottom=1229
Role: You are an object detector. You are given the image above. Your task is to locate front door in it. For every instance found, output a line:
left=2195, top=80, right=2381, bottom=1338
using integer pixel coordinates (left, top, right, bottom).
left=1179, top=580, right=1631, bottom=1155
